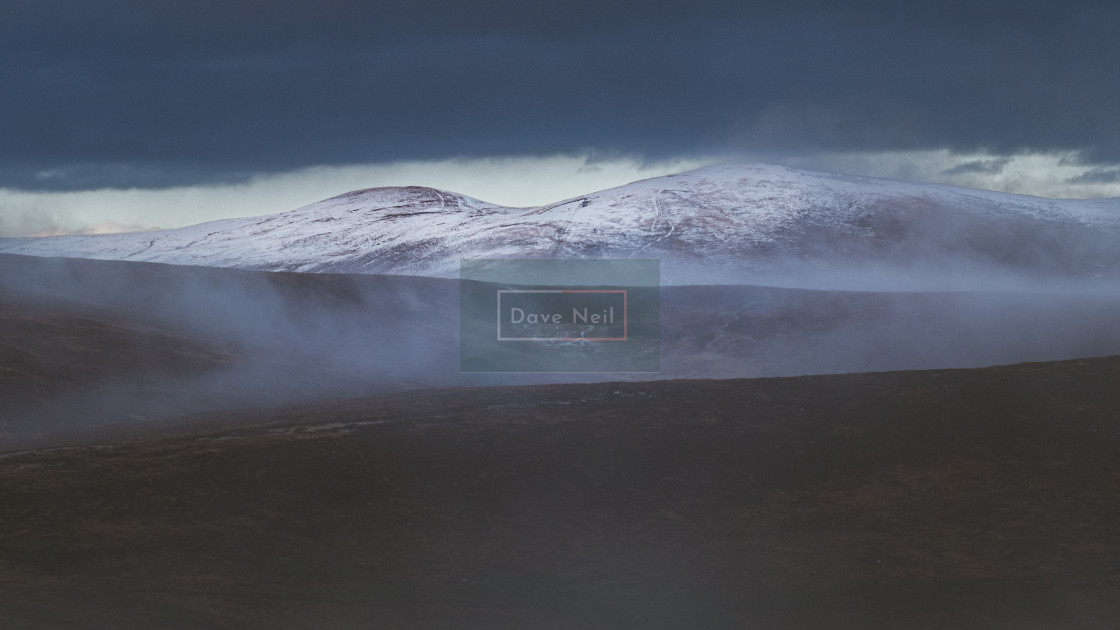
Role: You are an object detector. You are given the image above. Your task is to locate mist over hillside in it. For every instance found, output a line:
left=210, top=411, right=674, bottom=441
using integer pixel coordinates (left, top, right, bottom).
left=2, top=164, right=1118, bottom=446
left=3, top=253, right=1120, bottom=447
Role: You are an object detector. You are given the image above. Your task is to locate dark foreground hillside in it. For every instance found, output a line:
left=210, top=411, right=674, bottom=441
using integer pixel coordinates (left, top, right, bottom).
left=2, top=357, right=1120, bottom=629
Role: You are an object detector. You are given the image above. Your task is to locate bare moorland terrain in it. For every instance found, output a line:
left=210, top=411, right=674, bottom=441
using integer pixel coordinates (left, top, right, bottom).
left=1, top=356, right=1120, bottom=628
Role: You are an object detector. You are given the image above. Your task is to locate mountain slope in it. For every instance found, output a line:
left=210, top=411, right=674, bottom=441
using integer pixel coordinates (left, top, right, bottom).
left=2, top=164, right=1119, bottom=285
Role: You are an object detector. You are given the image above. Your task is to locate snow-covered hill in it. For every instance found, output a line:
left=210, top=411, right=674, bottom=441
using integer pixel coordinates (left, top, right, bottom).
left=2, top=164, right=1118, bottom=287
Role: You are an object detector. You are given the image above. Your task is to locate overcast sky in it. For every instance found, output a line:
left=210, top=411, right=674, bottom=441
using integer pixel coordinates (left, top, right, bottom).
left=2, top=0, right=1119, bottom=236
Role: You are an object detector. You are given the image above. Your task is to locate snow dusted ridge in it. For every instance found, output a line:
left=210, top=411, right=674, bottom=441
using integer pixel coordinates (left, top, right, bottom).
left=2, top=164, right=1119, bottom=285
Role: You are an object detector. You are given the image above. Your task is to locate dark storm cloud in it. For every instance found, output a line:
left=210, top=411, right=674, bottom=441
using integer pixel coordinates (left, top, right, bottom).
left=2, top=0, right=1118, bottom=190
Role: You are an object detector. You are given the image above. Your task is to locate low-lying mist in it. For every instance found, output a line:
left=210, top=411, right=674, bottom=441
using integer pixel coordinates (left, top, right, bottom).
left=2, top=252, right=1119, bottom=447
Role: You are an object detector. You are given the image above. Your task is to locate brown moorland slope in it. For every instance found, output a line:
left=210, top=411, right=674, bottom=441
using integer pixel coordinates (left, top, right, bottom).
left=1, top=357, right=1119, bottom=628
